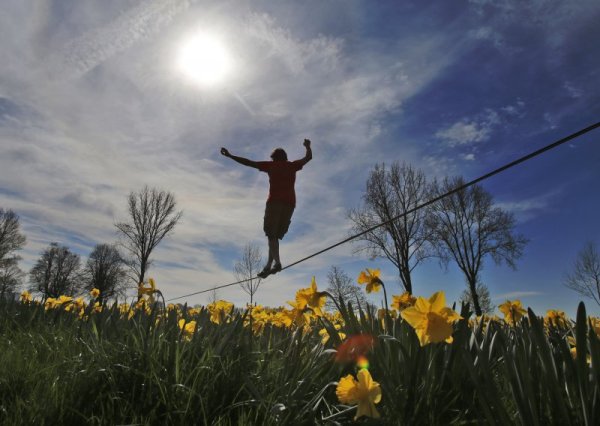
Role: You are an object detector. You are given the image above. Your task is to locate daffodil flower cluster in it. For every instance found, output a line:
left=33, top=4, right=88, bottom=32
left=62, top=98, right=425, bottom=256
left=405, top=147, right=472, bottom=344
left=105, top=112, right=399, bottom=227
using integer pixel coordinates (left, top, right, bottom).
left=18, top=271, right=600, bottom=423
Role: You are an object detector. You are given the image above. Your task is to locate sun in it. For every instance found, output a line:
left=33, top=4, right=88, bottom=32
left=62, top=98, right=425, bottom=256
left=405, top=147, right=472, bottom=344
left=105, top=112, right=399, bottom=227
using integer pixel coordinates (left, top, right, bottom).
left=177, top=32, right=233, bottom=87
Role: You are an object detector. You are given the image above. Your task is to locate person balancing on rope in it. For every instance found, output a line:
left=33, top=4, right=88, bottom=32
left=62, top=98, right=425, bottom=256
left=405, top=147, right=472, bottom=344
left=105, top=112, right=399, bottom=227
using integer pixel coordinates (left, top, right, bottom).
left=220, top=139, right=313, bottom=278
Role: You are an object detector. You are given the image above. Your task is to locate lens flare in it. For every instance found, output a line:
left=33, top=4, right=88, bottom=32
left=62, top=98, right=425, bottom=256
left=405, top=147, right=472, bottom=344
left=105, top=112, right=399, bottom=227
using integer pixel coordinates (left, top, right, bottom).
left=356, top=355, right=370, bottom=370
left=335, top=333, right=375, bottom=363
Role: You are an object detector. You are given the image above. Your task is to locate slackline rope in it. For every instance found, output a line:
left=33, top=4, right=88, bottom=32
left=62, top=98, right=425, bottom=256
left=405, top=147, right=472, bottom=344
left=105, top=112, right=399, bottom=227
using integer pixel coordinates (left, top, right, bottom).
left=166, top=121, right=600, bottom=302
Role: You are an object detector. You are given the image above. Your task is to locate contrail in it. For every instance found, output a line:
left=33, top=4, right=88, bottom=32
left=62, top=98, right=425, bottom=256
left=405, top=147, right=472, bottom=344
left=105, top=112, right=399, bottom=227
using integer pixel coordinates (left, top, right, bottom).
left=62, top=0, right=194, bottom=77
left=231, top=91, right=256, bottom=116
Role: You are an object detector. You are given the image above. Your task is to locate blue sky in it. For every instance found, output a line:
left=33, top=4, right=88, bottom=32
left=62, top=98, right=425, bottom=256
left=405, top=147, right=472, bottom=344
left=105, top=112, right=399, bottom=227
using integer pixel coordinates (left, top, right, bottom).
left=1, top=0, right=599, bottom=316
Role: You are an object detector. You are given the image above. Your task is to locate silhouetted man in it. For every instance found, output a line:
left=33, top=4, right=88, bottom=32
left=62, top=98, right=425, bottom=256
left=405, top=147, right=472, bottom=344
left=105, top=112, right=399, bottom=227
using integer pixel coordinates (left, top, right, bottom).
left=221, top=139, right=312, bottom=278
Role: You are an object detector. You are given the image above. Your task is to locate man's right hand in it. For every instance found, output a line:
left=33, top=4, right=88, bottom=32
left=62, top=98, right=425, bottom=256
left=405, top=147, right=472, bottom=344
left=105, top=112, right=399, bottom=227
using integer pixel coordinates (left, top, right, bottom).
left=220, top=147, right=231, bottom=157
left=303, top=139, right=311, bottom=148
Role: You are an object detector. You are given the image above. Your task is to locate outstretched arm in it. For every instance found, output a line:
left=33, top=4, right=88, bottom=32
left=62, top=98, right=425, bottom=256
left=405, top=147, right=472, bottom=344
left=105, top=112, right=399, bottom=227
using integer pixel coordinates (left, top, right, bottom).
left=299, top=139, right=312, bottom=165
left=220, top=147, right=260, bottom=169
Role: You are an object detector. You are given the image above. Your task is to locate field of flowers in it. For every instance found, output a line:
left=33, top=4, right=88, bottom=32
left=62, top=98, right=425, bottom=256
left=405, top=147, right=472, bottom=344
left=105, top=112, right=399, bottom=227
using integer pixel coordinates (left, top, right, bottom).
left=1, top=269, right=600, bottom=425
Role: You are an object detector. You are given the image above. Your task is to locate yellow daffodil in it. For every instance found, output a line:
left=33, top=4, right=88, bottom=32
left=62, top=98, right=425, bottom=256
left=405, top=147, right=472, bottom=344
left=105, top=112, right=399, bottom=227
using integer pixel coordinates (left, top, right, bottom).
left=179, top=319, right=197, bottom=341
left=46, top=295, right=73, bottom=311
left=400, top=291, right=462, bottom=346
left=20, top=291, right=32, bottom=304
left=271, top=311, right=290, bottom=328
left=118, top=303, right=130, bottom=317
left=73, top=297, right=86, bottom=310
left=357, top=268, right=383, bottom=293
left=138, top=278, right=157, bottom=301
left=468, top=314, right=499, bottom=329
left=58, top=295, right=73, bottom=305
left=295, top=277, right=327, bottom=316
left=498, top=300, right=527, bottom=326
left=208, top=300, right=234, bottom=324
left=246, top=309, right=268, bottom=335
left=567, top=336, right=591, bottom=364
left=319, top=324, right=346, bottom=344
left=544, top=309, right=569, bottom=328
left=336, top=368, right=382, bottom=420
left=378, top=308, right=397, bottom=321
left=187, top=307, right=200, bottom=317
left=281, top=300, right=313, bottom=328
left=391, top=291, right=416, bottom=311
left=133, top=298, right=151, bottom=316
left=590, top=317, right=600, bottom=336
left=44, top=297, right=58, bottom=310
left=90, top=288, right=100, bottom=298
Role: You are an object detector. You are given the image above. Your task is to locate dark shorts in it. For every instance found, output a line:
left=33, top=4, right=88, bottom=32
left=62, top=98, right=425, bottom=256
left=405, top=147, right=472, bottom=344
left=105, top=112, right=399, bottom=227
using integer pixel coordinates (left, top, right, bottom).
left=263, top=201, right=295, bottom=240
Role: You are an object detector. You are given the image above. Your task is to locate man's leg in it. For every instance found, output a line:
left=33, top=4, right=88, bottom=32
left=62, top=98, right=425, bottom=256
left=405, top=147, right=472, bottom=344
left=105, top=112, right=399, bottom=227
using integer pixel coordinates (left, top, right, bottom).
left=264, top=238, right=274, bottom=270
left=260, top=203, right=275, bottom=276
left=259, top=202, right=290, bottom=277
left=269, top=237, right=281, bottom=267
left=258, top=241, right=273, bottom=278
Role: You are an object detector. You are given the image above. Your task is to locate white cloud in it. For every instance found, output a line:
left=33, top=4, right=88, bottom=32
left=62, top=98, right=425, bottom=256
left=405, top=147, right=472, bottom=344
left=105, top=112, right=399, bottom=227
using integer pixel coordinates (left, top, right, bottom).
left=501, top=99, right=525, bottom=117
left=436, top=120, right=491, bottom=146
left=563, top=81, right=582, bottom=99
left=495, top=188, right=562, bottom=223
left=435, top=106, right=519, bottom=147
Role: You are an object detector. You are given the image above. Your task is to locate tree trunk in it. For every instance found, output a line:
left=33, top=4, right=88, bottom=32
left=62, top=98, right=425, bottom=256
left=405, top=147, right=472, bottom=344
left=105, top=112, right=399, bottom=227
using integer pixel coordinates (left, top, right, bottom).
left=468, top=275, right=482, bottom=316
left=401, top=269, right=413, bottom=294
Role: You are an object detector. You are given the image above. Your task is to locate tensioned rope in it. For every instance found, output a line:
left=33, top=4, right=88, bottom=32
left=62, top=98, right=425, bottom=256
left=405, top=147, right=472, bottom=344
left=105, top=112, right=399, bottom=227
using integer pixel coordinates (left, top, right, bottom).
left=166, top=121, right=600, bottom=302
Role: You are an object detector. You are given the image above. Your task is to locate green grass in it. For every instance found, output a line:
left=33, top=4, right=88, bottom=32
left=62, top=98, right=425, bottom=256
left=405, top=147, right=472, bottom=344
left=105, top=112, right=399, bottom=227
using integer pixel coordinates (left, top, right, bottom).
left=1, top=297, right=599, bottom=425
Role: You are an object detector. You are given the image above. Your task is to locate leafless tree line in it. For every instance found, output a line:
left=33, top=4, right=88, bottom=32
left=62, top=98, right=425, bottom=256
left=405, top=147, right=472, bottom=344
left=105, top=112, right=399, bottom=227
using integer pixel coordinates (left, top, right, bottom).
left=2, top=176, right=599, bottom=312
left=0, top=186, right=181, bottom=303
left=348, top=162, right=529, bottom=316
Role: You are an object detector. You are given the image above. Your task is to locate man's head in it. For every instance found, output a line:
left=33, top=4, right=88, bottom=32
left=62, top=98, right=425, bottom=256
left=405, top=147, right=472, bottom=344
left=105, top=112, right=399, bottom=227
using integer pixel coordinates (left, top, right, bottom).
left=270, top=148, right=288, bottom=161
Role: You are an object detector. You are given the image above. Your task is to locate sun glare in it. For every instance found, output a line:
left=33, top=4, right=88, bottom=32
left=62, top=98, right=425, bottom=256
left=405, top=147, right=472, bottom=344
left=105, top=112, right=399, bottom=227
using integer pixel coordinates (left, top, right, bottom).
left=177, top=32, right=232, bottom=87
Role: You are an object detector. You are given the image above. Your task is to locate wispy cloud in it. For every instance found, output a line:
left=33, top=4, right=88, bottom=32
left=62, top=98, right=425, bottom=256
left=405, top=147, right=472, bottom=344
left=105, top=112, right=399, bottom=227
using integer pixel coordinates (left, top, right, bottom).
left=493, top=291, right=542, bottom=301
left=496, top=189, right=562, bottom=223
left=435, top=109, right=500, bottom=146
left=61, top=0, right=193, bottom=77
left=436, top=120, right=491, bottom=146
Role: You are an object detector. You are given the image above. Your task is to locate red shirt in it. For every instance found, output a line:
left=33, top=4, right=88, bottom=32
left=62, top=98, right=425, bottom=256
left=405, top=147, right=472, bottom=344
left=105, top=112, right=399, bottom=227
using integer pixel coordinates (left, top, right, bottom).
left=257, top=160, right=304, bottom=206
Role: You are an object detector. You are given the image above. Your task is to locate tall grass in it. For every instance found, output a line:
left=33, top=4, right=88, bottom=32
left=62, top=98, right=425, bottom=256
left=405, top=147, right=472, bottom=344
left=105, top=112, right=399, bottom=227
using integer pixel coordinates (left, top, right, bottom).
left=1, top=294, right=599, bottom=425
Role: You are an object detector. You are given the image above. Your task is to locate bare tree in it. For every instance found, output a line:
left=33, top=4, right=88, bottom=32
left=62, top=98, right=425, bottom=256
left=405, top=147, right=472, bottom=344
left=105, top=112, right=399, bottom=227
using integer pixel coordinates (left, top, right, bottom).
left=207, top=287, right=219, bottom=305
left=459, top=281, right=495, bottom=315
left=348, top=162, right=433, bottom=294
left=325, top=265, right=367, bottom=311
left=426, top=176, right=528, bottom=316
left=0, top=209, right=26, bottom=265
left=29, top=243, right=82, bottom=299
left=0, top=209, right=26, bottom=297
left=115, top=186, right=182, bottom=286
left=0, top=261, right=24, bottom=300
left=234, top=243, right=263, bottom=306
left=564, top=242, right=600, bottom=306
left=83, top=244, right=128, bottom=305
